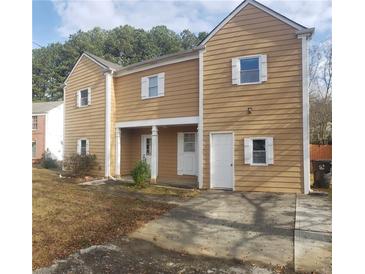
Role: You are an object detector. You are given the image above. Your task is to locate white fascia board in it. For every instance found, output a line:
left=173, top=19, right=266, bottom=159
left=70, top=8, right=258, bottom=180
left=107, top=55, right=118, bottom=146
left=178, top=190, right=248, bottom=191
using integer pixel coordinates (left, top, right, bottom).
left=64, top=53, right=108, bottom=84
left=115, top=116, right=199, bottom=128
left=115, top=54, right=198, bottom=77
left=104, top=72, right=113, bottom=177
left=200, top=0, right=307, bottom=46
left=198, top=49, right=205, bottom=189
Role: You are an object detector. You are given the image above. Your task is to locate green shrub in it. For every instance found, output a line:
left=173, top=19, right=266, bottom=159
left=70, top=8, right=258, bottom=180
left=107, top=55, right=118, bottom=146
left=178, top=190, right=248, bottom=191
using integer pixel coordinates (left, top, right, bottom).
left=63, top=154, right=97, bottom=177
left=40, top=151, right=59, bottom=169
left=131, top=160, right=151, bottom=187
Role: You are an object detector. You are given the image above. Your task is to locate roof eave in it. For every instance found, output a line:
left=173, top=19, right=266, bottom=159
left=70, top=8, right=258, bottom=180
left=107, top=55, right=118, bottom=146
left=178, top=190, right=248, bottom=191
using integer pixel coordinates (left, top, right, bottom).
left=199, top=0, right=310, bottom=46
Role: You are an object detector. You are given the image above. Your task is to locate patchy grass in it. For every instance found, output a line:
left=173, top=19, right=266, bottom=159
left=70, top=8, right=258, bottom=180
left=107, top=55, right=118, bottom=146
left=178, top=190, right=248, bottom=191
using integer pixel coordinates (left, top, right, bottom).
left=115, top=182, right=200, bottom=198
left=32, top=168, right=175, bottom=269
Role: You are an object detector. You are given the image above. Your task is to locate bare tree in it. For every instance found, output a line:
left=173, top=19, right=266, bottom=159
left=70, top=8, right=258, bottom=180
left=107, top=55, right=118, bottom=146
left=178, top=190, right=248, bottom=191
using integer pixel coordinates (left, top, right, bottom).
left=309, top=40, right=332, bottom=144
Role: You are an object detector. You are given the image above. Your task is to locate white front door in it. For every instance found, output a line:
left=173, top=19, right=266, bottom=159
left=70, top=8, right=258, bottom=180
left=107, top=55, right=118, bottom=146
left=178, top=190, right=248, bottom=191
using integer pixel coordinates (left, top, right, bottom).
left=211, top=133, right=234, bottom=189
left=141, top=135, right=152, bottom=166
left=177, top=132, right=198, bottom=176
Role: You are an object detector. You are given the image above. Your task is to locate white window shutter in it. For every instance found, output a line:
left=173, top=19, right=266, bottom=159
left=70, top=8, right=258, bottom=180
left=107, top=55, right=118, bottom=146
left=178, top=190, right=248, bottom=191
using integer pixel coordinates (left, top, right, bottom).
left=76, top=91, right=80, bottom=107
left=86, top=139, right=90, bottom=155
left=141, top=77, right=149, bottom=99
left=232, top=58, right=240, bottom=85
left=260, top=54, right=268, bottom=82
left=158, top=73, right=165, bottom=96
left=266, top=137, right=274, bottom=164
left=87, top=89, right=91, bottom=105
left=244, top=138, right=253, bottom=164
left=77, top=139, right=81, bottom=155
left=177, top=133, right=184, bottom=175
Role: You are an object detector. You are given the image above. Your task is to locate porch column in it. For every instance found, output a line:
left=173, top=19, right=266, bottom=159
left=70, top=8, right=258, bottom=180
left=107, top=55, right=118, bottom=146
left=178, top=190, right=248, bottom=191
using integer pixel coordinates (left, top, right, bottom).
left=115, top=128, right=121, bottom=177
left=151, top=125, right=158, bottom=184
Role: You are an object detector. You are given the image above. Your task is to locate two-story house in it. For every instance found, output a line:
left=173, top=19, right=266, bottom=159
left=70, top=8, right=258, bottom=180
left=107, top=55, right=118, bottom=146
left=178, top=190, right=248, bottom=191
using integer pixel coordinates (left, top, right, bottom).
left=63, top=0, right=314, bottom=193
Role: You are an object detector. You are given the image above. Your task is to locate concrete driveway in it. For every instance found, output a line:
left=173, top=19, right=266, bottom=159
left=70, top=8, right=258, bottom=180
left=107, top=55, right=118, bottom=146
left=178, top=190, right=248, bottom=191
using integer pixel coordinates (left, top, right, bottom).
left=131, top=191, right=297, bottom=267
left=295, top=195, right=332, bottom=274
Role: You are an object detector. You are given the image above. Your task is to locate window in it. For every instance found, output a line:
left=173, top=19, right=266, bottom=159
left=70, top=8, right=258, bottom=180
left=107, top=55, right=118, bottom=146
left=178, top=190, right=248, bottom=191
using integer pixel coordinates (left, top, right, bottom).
left=80, top=140, right=87, bottom=156
left=240, top=57, right=260, bottom=84
left=183, top=133, right=195, bottom=152
left=77, top=88, right=90, bottom=107
left=141, top=73, right=165, bottom=99
left=32, top=116, right=38, bottom=130
left=252, top=139, right=266, bottom=164
left=232, top=54, right=267, bottom=85
left=80, top=89, right=89, bottom=106
left=244, top=137, right=274, bottom=165
left=77, top=139, right=89, bottom=156
left=32, top=141, right=36, bottom=158
left=146, top=138, right=151, bottom=156
left=148, top=76, right=158, bottom=97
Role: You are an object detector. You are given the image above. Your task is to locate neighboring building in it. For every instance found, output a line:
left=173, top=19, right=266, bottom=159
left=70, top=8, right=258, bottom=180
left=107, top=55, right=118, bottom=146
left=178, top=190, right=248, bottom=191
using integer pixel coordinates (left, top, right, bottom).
left=63, top=0, right=314, bottom=193
left=32, top=101, right=64, bottom=162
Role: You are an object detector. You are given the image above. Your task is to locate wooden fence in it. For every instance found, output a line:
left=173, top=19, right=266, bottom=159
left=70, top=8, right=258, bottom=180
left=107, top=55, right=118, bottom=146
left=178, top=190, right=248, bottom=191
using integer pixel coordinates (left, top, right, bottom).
left=310, top=144, right=332, bottom=161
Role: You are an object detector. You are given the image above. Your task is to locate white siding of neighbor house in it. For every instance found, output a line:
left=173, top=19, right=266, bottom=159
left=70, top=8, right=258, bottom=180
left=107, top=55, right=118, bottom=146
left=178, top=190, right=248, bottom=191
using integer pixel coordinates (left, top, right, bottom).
left=45, top=103, right=64, bottom=160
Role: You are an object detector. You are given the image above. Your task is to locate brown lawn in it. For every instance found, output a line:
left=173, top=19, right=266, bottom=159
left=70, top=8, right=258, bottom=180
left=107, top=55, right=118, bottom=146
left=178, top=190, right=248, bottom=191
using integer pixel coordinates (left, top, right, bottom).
left=32, top=168, right=178, bottom=269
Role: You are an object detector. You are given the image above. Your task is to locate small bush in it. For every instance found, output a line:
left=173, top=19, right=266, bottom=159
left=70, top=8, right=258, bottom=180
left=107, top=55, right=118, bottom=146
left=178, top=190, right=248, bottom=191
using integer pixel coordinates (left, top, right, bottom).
left=40, top=151, right=59, bottom=169
left=63, top=154, right=97, bottom=177
left=131, top=160, right=151, bottom=187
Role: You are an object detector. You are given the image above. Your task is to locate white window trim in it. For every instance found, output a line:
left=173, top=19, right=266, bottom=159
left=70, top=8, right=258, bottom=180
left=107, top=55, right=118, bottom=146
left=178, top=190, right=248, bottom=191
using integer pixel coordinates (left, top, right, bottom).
left=237, top=55, right=263, bottom=86
left=32, top=115, right=38, bottom=131
left=142, top=73, right=164, bottom=100
left=77, top=87, right=91, bottom=108
left=250, top=137, right=272, bottom=166
left=77, top=138, right=89, bottom=155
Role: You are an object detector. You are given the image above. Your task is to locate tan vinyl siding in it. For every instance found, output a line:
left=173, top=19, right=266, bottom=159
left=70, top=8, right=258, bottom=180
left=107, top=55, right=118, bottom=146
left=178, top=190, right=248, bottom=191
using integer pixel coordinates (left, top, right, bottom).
left=114, top=59, right=199, bottom=122
left=64, top=56, right=105, bottom=176
left=203, top=4, right=303, bottom=193
left=120, top=126, right=197, bottom=183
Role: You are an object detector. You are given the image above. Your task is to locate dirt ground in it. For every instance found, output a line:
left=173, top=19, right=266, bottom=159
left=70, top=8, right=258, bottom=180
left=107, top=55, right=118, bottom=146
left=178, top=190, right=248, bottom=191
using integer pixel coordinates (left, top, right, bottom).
left=32, top=168, right=197, bottom=269
left=34, top=237, right=296, bottom=274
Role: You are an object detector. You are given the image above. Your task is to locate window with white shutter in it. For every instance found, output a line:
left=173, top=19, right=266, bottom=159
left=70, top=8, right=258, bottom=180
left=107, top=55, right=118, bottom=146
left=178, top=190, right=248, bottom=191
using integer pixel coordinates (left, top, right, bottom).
left=141, top=73, right=165, bottom=99
left=232, top=54, right=267, bottom=85
left=244, top=137, right=274, bottom=166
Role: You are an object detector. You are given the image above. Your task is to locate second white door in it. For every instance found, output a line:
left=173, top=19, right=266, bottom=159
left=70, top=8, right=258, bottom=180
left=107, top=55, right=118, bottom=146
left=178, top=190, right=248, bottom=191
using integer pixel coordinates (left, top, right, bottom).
left=177, top=132, right=198, bottom=176
left=141, top=135, right=152, bottom=166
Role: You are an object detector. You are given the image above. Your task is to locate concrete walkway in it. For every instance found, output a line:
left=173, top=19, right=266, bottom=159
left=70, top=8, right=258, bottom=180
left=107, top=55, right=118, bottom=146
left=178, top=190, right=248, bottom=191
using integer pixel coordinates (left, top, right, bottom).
left=131, top=191, right=297, bottom=267
left=294, top=194, right=332, bottom=274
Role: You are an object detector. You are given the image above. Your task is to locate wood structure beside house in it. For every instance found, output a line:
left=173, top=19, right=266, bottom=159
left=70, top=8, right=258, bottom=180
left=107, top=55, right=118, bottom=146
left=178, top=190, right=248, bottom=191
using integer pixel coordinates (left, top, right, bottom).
left=63, top=0, right=314, bottom=193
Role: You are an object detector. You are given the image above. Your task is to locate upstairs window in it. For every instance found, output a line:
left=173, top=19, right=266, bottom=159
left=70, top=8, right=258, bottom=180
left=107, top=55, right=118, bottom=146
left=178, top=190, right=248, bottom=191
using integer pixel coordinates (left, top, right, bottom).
left=240, top=57, right=260, bottom=84
left=141, top=73, right=165, bottom=99
left=32, top=116, right=38, bottom=130
left=232, top=54, right=267, bottom=85
left=148, top=76, right=158, bottom=97
left=77, top=88, right=91, bottom=107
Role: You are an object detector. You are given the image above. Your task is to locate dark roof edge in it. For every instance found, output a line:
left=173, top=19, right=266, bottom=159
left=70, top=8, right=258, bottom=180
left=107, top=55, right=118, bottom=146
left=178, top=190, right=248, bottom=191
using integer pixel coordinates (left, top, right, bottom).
left=114, top=46, right=204, bottom=76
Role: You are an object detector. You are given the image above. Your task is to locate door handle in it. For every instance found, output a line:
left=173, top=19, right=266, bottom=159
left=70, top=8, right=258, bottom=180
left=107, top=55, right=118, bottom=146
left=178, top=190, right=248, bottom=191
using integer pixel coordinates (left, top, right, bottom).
left=230, top=164, right=233, bottom=167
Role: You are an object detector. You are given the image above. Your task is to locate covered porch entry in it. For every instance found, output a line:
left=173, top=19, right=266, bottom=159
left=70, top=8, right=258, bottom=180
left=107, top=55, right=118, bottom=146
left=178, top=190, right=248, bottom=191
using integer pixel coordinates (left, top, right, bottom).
left=115, top=117, right=200, bottom=187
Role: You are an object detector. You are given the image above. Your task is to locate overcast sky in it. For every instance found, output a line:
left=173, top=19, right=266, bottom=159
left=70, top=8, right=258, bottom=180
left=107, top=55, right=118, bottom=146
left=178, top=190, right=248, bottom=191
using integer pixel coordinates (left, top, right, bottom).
left=33, top=0, right=332, bottom=48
